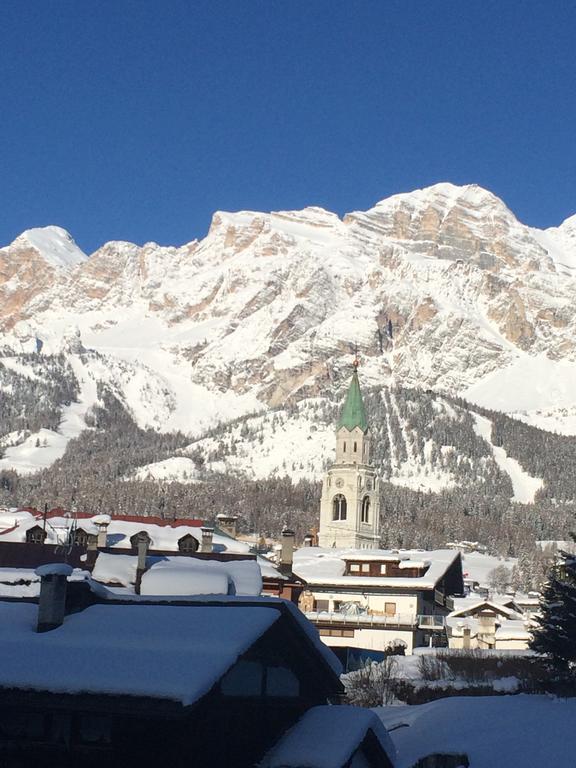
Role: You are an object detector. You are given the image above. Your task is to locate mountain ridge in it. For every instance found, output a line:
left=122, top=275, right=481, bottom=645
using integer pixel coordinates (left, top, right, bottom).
left=1, top=183, right=576, bottom=486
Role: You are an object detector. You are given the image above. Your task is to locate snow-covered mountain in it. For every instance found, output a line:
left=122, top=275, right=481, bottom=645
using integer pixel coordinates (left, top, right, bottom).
left=1, top=183, right=576, bottom=479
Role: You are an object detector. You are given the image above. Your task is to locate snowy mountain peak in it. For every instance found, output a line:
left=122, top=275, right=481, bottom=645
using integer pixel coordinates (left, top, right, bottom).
left=11, top=226, right=87, bottom=269
left=364, top=182, right=515, bottom=222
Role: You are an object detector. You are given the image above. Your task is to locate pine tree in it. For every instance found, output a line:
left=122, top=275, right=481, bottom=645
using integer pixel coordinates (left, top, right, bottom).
left=530, top=544, right=576, bottom=668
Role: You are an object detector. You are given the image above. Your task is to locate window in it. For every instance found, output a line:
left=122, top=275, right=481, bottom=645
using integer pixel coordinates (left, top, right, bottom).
left=353, top=441, right=357, bottom=453
left=361, top=495, right=370, bottom=523
left=129, top=531, right=151, bottom=550
left=178, top=533, right=199, bottom=553
left=314, top=599, right=330, bottom=612
left=343, top=441, right=347, bottom=452
left=361, top=563, right=370, bottom=573
left=332, top=494, right=347, bottom=520
left=221, top=661, right=263, bottom=696
left=350, top=563, right=360, bottom=573
left=221, top=661, right=300, bottom=698
left=318, top=628, right=355, bottom=638
left=73, top=529, right=89, bottom=547
left=266, top=667, right=300, bottom=697
left=380, top=564, right=387, bottom=575
left=385, top=602, right=396, bottom=616
left=26, top=527, right=46, bottom=545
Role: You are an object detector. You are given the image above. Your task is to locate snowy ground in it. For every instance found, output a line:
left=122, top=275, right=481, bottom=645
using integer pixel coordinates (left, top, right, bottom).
left=460, top=551, right=517, bottom=586
left=377, top=695, right=576, bottom=768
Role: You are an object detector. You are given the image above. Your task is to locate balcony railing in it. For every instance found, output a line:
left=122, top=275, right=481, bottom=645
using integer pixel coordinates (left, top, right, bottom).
left=305, top=611, right=446, bottom=630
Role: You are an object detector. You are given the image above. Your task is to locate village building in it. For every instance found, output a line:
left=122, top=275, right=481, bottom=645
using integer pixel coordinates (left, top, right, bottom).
left=0, top=565, right=399, bottom=768
left=445, top=599, right=532, bottom=651
left=294, top=546, right=463, bottom=657
left=0, top=509, right=305, bottom=603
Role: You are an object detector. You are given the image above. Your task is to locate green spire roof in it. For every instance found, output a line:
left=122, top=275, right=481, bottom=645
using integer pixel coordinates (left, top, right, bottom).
left=338, top=369, right=368, bottom=432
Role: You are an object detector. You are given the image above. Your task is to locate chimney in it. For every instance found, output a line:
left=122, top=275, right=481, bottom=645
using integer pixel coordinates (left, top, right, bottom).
left=201, top=527, right=214, bottom=553
left=280, top=527, right=295, bottom=576
left=462, top=624, right=471, bottom=650
left=216, top=514, right=238, bottom=539
left=35, top=563, right=73, bottom=632
left=92, top=514, right=111, bottom=548
left=134, top=532, right=150, bottom=595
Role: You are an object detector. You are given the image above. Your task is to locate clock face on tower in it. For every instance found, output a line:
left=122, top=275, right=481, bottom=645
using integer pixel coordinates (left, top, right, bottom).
left=335, top=478, right=344, bottom=488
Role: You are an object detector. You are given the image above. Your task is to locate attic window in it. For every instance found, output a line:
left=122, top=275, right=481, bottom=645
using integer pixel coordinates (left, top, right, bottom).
left=129, top=531, right=151, bottom=550
left=221, top=661, right=300, bottom=698
left=73, top=529, right=89, bottom=547
left=178, top=533, right=199, bottom=553
left=26, top=527, right=47, bottom=545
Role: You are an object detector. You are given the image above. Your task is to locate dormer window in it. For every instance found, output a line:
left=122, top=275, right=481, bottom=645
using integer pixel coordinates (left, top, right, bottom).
left=26, top=526, right=47, bottom=545
left=129, top=531, right=151, bottom=550
left=178, top=533, right=199, bottom=553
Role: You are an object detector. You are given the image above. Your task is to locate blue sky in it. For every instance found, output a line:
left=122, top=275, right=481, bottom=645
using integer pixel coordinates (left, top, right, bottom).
left=1, top=0, right=575, bottom=253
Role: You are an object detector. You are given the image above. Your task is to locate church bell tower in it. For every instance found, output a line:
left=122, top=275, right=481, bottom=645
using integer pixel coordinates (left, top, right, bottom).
left=318, top=361, right=380, bottom=549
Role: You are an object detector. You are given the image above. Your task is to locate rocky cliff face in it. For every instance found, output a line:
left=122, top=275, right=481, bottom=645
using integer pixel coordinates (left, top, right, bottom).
left=1, top=184, right=576, bottom=442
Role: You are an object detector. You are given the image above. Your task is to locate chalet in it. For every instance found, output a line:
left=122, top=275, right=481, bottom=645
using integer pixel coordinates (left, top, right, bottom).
left=445, top=599, right=531, bottom=650
left=294, top=547, right=464, bottom=656
left=0, top=567, right=347, bottom=768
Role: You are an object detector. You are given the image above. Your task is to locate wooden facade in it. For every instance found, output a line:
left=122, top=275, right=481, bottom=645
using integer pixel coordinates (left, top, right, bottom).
left=0, top=601, right=343, bottom=768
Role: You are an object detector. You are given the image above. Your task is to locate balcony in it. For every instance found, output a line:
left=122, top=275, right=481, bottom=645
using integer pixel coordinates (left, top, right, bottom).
left=305, top=611, right=446, bottom=630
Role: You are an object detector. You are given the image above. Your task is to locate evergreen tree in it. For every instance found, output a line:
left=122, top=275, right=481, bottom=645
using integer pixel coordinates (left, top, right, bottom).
left=530, top=543, right=576, bottom=668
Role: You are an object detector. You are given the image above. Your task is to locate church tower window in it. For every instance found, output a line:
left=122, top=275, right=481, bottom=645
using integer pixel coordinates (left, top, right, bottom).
left=332, top=494, right=347, bottom=521
left=361, top=495, right=370, bottom=523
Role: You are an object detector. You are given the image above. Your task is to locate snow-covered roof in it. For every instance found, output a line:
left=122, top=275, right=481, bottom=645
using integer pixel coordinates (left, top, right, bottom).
left=449, top=600, right=521, bottom=620
left=92, top=552, right=263, bottom=596
left=0, top=601, right=279, bottom=705
left=494, top=621, right=532, bottom=641
left=294, top=547, right=460, bottom=589
left=0, top=511, right=250, bottom=554
left=261, top=705, right=396, bottom=768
